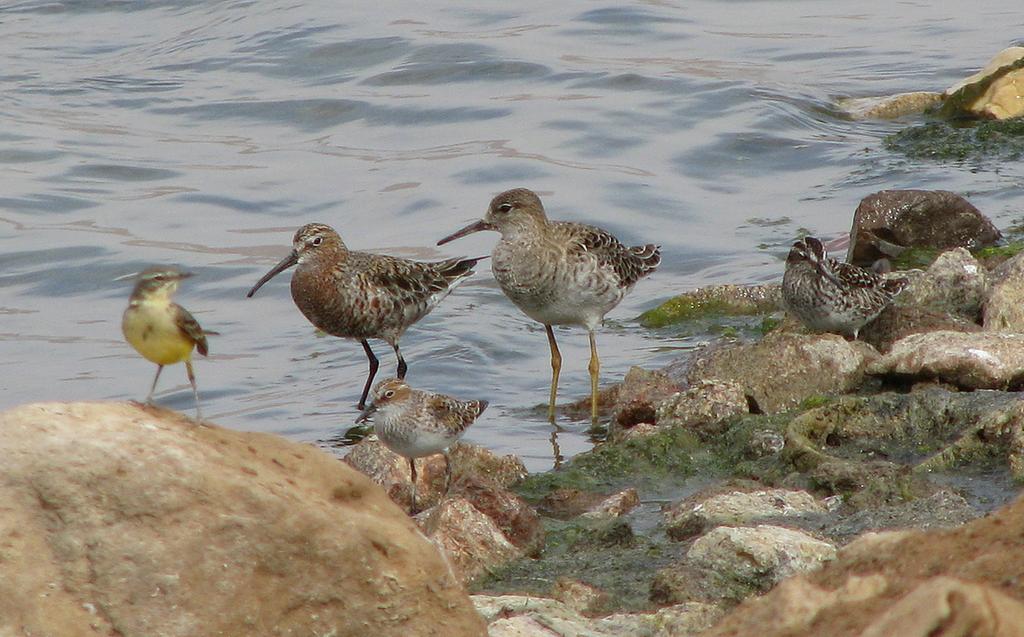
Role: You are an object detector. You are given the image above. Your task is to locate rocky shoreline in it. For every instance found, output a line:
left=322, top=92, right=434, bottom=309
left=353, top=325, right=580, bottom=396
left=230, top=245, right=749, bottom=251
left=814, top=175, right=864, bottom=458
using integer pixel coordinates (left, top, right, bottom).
left=6, top=187, right=1024, bottom=635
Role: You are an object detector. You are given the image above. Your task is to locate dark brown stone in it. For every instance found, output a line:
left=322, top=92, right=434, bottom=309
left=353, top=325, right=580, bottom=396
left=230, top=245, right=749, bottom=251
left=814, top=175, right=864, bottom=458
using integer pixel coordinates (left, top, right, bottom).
left=846, top=190, right=1000, bottom=267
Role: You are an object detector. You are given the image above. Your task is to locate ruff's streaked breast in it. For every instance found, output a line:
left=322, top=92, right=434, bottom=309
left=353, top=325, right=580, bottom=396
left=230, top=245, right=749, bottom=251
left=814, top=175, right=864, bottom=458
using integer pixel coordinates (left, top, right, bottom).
left=247, top=223, right=485, bottom=410
left=438, top=188, right=660, bottom=424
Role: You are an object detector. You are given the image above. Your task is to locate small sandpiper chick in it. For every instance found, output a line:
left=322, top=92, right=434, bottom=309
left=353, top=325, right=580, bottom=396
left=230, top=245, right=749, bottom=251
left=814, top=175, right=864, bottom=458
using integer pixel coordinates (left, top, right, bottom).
left=246, top=223, right=485, bottom=410
left=356, top=378, right=488, bottom=512
left=437, top=188, right=660, bottom=424
left=121, top=266, right=218, bottom=422
left=782, top=236, right=907, bottom=339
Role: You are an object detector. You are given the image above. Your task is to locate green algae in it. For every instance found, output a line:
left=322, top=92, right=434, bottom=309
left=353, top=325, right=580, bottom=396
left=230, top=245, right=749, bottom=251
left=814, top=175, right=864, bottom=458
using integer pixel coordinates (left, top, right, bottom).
left=891, top=246, right=942, bottom=270
left=639, top=297, right=740, bottom=328
left=472, top=515, right=680, bottom=613
left=759, top=316, right=782, bottom=335
left=883, top=118, right=1024, bottom=162
left=638, top=285, right=781, bottom=328
left=974, top=241, right=1024, bottom=269
left=799, top=394, right=834, bottom=410
left=515, top=426, right=702, bottom=500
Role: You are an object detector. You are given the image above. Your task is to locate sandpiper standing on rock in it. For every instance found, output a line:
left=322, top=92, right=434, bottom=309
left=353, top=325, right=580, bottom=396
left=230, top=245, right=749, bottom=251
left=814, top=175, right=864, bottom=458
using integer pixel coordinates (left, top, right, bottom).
left=121, top=266, right=218, bottom=422
left=246, top=223, right=485, bottom=410
left=782, top=236, right=907, bottom=339
left=357, top=377, right=488, bottom=512
left=438, top=188, right=661, bottom=424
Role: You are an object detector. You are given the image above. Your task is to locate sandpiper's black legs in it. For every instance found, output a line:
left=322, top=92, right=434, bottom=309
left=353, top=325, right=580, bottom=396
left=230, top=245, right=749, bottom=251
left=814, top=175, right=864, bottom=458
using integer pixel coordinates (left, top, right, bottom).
left=358, top=339, right=379, bottom=410
left=393, top=343, right=407, bottom=379
left=409, top=457, right=418, bottom=512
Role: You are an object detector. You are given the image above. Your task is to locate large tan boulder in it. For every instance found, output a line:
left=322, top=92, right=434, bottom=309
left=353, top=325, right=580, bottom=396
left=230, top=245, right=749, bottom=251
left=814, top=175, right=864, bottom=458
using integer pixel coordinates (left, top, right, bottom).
left=944, top=46, right=1024, bottom=120
left=0, top=402, right=486, bottom=637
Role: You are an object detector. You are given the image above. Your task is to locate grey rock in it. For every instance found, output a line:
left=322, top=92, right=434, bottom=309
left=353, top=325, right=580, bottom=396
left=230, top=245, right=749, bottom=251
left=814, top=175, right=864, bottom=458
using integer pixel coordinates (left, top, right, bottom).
left=899, top=249, right=988, bottom=321
left=654, top=379, right=749, bottom=436
left=687, top=525, right=836, bottom=588
left=473, top=594, right=724, bottom=637
left=687, top=331, right=879, bottom=413
left=665, top=489, right=827, bottom=541
left=867, top=331, right=1024, bottom=390
left=860, top=248, right=987, bottom=352
left=984, top=250, right=1024, bottom=332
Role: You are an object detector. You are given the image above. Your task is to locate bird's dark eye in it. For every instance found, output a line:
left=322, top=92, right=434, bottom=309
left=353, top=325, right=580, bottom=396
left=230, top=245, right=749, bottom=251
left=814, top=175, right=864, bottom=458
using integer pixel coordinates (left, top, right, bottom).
left=497, top=203, right=513, bottom=213
left=311, top=236, right=323, bottom=246
left=383, top=389, right=395, bottom=398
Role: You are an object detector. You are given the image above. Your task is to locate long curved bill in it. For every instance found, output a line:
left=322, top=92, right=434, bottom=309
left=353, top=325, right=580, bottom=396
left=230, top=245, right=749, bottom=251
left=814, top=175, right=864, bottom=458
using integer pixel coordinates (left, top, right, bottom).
left=437, top=219, right=493, bottom=246
left=246, top=251, right=298, bottom=297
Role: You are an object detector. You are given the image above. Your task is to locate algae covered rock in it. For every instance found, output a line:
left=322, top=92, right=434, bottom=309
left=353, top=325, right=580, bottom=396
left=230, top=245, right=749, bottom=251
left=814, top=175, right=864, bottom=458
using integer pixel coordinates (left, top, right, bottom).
left=941, top=46, right=1024, bottom=120
left=846, top=190, right=1000, bottom=268
left=782, top=388, right=1024, bottom=504
left=639, top=283, right=782, bottom=328
left=839, top=47, right=1024, bottom=122
left=653, top=379, right=749, bottom=437
left=687, top=331, right=878, bottom=413
left=0, top=402, right=486, bottom=637
left=984, top=249, right=1024, bottom=332
left=837, top=91, right=943, bottom=120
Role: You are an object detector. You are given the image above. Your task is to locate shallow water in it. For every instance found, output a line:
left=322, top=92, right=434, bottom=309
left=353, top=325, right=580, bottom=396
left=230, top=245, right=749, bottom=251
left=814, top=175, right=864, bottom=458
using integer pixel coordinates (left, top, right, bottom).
left=2, top=1, right=1023, bottom=472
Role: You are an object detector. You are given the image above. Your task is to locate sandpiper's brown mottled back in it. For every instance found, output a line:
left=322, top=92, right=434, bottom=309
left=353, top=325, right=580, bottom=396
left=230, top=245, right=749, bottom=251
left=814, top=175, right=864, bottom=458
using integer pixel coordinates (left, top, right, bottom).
left=121, top=266, right=218, bottom=423
left=438, top=188, right=661, bottom=424
left=357, top=377, right=488, bottom=512
left=246, top=223, right=485, bottom=410
left=782, top=236, right=907, bottom=339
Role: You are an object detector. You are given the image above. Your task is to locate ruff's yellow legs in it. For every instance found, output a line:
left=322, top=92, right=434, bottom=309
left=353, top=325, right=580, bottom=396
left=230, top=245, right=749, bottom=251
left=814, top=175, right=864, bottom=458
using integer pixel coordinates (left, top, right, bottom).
left=588, top=330, right=600, bottom=424
left=545, top=324, right=561, bottom=423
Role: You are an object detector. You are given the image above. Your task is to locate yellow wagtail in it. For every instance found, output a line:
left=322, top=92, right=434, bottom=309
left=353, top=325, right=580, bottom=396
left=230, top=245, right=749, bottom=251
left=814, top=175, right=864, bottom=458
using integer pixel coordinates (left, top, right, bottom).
left=121, top=266, right=217, bottom=422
